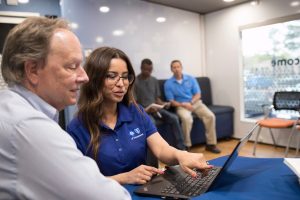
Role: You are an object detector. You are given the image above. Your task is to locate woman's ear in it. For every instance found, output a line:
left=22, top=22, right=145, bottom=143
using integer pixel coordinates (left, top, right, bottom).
left=24, top=60, right=40, bottom=85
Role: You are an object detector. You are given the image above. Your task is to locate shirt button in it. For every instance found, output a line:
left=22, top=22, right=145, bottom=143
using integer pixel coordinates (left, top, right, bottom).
left=115, top=138, right=119, bottom=142
left=118, top=148, right=122, bottom=152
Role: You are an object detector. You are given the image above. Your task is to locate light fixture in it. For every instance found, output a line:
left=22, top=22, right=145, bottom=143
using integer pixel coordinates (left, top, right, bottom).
left=290, top=1, right=300, bottom=7
left=223, top=0, right=235, bottom=2
left=250, top=0, right=259, bottom=6
left=96, top=36, right=103, bottom=43
left=84, top=49, right=92, bottom=58
left=18, top=0, right=29, bottom=3
left=69, top=22, right=78, bottom=30
left=99, top=6, right=110, bottom=13
left=156, top=17, right=166, bottom=23
left=112, top=30, right=124, bottom=36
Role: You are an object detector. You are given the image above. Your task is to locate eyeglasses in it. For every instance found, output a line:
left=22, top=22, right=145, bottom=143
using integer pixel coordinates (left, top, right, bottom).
left=105, top=72, right=134, bottom=85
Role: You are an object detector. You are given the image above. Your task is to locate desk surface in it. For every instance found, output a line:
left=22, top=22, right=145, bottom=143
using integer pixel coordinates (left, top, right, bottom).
left=125, top=156, right=300, bottom=200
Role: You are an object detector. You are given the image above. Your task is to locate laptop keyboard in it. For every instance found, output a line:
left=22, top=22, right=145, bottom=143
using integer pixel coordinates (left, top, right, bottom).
left=161, top=167, right=219, bottom=197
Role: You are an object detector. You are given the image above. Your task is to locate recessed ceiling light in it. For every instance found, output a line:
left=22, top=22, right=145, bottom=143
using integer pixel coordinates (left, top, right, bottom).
left=156, top=17, right=166, bottom=23
left=69, top=22, right=78, bottom=30
left=223, top=0, right=235, bottom=2
left=84, top=49, right=92, bottom=58
left=99, top=6, right=110, bottom=13
left=112, top=30, right=124, bottom=36
left=96, top=36, right=103, bottom=43
left=290, top=1, right=300, bottom=7
left=250, top=0, right=259, bottom=6
left=18, top=0, right=29, bottom=4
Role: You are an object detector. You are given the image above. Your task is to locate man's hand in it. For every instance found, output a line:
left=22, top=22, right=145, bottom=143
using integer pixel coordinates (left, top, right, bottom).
left=145, top=106, right=159, bottom=113
left=181, top=102, right=194, bottom=111
left=163, top=102, right=171, bottom=109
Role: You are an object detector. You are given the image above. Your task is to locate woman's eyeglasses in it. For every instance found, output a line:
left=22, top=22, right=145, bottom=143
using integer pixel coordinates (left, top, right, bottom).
left=105, top=72, right=134, bottom=85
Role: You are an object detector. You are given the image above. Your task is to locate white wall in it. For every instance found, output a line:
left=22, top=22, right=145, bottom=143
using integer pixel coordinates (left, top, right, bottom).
left=62, top=0, right=205, bottom=79
left=61, top=0, right=205, bottom=123
left=205, top=0, right=299, bottom=147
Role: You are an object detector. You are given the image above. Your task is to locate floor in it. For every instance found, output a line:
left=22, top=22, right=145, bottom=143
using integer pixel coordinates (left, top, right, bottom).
left=190, top=138, right=300, bottom=161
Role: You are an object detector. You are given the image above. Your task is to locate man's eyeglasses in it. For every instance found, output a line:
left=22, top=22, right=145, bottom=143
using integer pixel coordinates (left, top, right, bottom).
left=105, top=72, right=134, bottom=85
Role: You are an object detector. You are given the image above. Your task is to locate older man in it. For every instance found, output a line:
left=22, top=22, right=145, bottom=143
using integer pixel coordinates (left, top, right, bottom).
left=0, top=17, right=131, bottom=199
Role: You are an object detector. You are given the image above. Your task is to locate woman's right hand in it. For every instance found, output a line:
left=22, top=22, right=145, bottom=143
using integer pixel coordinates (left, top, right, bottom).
left=113, top=165, right=164, bottom=185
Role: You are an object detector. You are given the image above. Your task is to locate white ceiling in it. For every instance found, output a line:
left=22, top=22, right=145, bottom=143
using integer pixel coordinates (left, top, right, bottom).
left=142, top=0, right=253, bottom=14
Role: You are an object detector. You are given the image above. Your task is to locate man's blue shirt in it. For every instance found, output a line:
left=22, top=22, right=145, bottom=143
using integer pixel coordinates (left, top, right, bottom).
left=164, top=74, right=201, bottom=102
left=67, top=103, right=157, bottom=176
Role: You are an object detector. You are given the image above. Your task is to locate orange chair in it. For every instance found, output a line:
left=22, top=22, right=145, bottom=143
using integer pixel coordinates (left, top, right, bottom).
left=252, top=91, right=300, bottom=157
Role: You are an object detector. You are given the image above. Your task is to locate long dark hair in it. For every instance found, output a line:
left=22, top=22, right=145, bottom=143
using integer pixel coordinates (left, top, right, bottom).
left=78, top=47, right=137, bottom=160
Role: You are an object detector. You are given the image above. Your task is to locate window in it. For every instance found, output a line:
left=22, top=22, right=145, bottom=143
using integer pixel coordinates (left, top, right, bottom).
left=240, top=14, right=300, bottom=120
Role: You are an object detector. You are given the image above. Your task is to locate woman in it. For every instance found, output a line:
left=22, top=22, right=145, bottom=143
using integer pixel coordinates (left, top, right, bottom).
left=67, top=47, right=211, bottom=185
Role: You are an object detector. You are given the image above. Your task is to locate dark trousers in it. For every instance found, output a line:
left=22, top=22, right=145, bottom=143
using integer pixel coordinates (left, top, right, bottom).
left=151, top=109, right=185, bottom=150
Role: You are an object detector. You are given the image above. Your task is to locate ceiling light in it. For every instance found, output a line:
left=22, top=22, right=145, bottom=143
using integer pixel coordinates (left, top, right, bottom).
left=69, top=22, right=78, bottom=30
left=156, top=17, right=166, bottom=23
left=223, top=0, right=235, bottom=2
left=96, top=36, right=103, bottom=43
left=84, top=49, right=92, bottom=58
left=112, top=30, right=124, bottom=36
left=250, top=0, right=259, bottom=6
left=99, top=6, right=110, bottom=13
left=290, top=1, right=300, bottom=7
left=18, top=0, right=29, bottom=3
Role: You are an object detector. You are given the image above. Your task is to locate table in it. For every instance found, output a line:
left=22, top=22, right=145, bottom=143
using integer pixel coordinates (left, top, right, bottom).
left=125, top=156, right=300, bottom=200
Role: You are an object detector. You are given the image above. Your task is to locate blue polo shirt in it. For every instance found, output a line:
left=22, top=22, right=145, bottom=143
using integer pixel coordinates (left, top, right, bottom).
left=66, top=103, right=157, bottom=176
left=164, top=74, right=201, bottom=102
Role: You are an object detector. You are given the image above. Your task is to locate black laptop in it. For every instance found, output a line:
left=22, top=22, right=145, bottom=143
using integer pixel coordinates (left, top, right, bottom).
left=134, top=124, right=258, bottom=200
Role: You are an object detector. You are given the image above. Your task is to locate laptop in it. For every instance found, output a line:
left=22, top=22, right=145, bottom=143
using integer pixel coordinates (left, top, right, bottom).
left=134, top=124, right=258, bottom=200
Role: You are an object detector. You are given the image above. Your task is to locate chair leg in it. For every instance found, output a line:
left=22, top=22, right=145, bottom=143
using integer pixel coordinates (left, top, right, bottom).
left=269, top=128, right=277, bottom=147
left=285, top=126, right=297, bottom=157
left=253, top=126, right=262, bottom=156
left=296, top=132, right=300, bottom=157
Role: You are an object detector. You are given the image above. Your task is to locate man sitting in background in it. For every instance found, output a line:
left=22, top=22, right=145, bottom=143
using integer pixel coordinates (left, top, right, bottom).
left=0, top=16, right=130, bottom=199
left=164, top=60, right=221, bottom=154
left=135, top=58, right=186, bottom=150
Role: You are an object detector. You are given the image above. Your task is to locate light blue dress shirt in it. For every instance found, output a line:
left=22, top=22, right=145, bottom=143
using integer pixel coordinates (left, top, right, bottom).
left=0, top=84, right=131, bottom=200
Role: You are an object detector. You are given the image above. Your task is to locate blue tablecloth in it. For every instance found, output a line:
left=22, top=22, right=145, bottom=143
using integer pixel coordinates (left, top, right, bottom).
left=125, top=156, right=300, bottom=200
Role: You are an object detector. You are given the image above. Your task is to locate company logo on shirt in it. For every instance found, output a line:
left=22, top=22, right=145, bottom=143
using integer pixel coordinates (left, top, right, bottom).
left=129, top=128, right=144, bottom=140
left=129, top=131, right=135, bottom=136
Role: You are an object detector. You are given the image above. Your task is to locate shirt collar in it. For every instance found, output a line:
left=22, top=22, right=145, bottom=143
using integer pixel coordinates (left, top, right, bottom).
left=171, top=74, right=187, bottom=82
left=10, top=84, right=59, bottom=122
left=117, top=103, right=133, bottom=123
left=99, top=103, right=133, bottom=130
